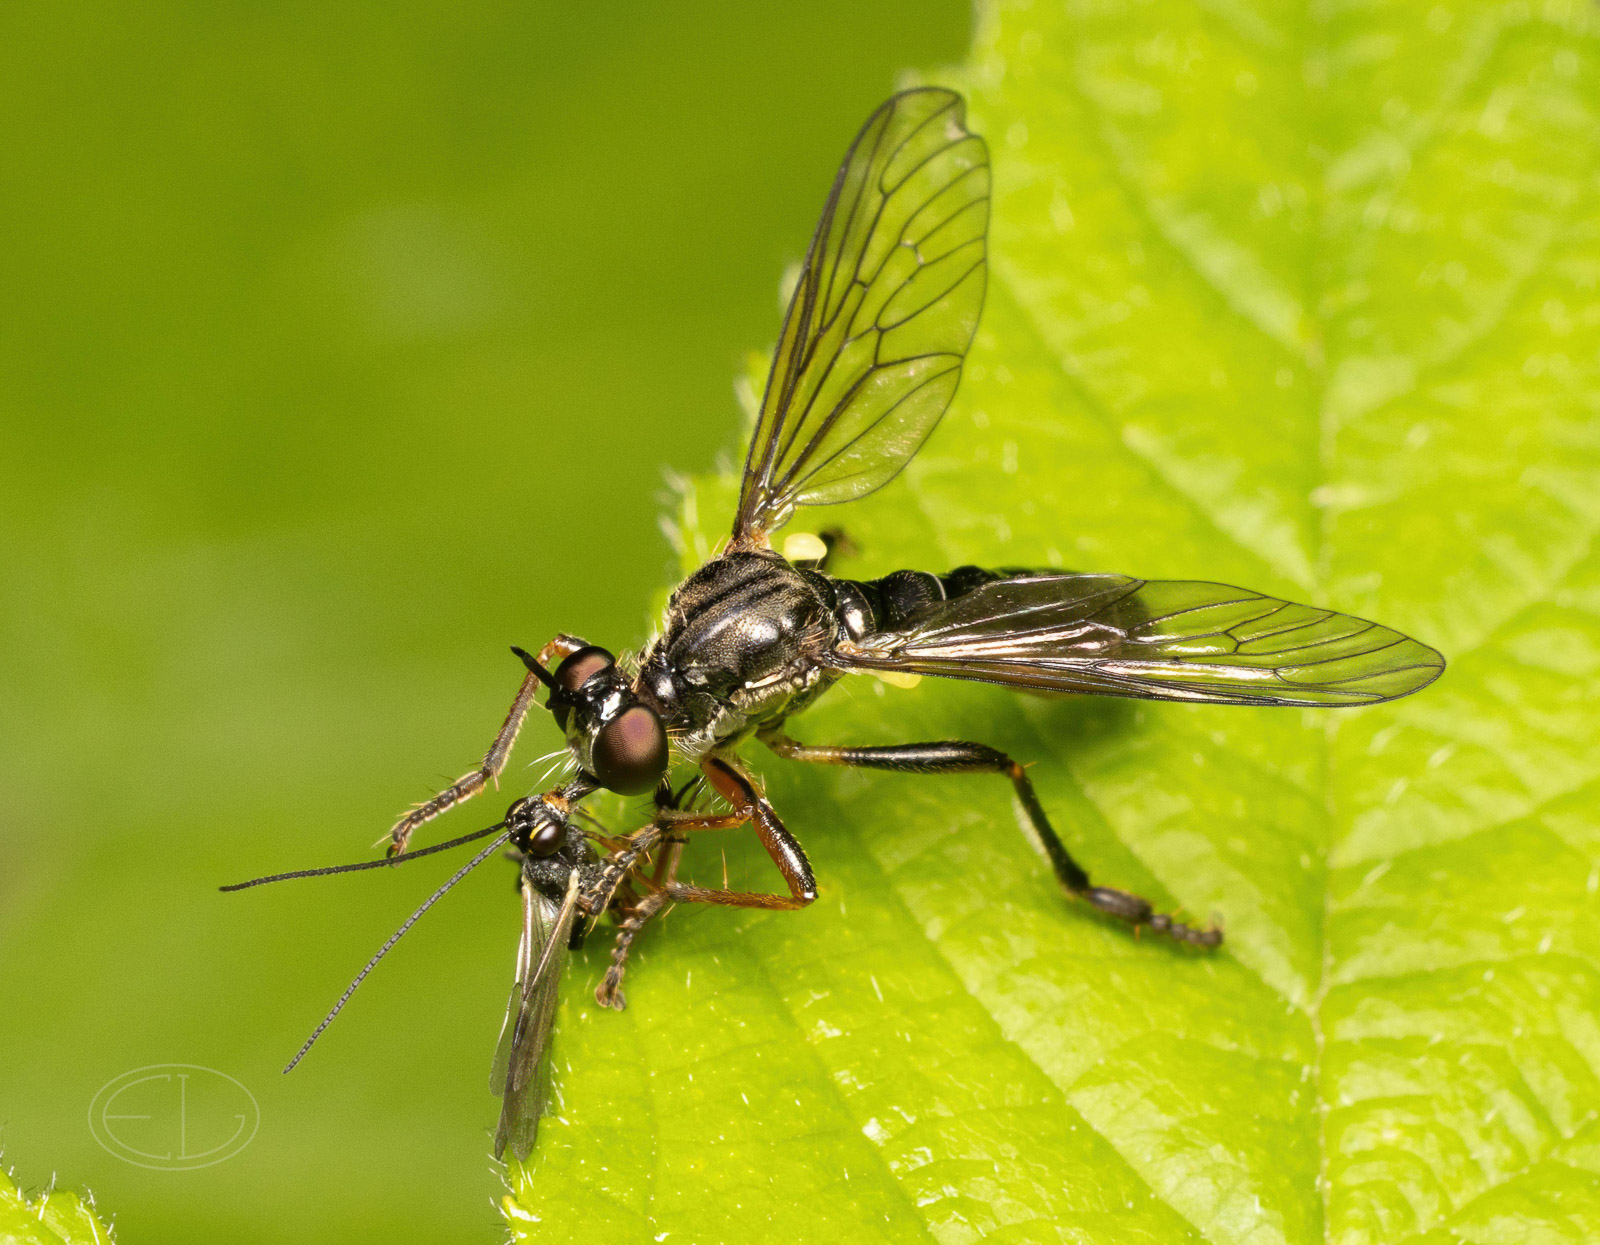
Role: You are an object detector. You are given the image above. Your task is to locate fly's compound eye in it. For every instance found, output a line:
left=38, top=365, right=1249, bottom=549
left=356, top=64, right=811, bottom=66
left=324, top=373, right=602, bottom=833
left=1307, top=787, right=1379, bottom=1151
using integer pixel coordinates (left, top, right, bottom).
left=590, top=705, right=668, bottom=795
left=549, top=645, right=615, bottom=729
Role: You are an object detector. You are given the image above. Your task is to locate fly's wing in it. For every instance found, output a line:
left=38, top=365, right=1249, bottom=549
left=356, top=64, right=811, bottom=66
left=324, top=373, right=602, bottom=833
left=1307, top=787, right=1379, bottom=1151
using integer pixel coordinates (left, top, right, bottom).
left=733, top=88, right=989, bottom=541
left=491, top=867, right=579, bottom=1162
left=833, top=573, right=1445, bottom=707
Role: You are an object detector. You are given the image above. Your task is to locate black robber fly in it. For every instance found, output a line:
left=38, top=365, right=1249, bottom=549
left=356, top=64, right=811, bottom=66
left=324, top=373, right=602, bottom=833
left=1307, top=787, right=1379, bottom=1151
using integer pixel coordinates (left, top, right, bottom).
left=227, top=87, right=1444, bottom=1162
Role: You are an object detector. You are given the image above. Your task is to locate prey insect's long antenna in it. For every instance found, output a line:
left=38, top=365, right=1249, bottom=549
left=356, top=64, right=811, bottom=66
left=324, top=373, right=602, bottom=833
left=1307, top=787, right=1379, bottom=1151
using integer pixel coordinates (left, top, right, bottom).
left=282, top=830, right=511, bottom=1074
left=220, top=821, right=510, bottom=892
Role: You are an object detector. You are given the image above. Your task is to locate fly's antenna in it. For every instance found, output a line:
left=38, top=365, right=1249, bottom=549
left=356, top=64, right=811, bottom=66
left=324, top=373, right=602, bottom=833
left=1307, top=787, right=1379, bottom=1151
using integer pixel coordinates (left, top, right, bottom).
left=282, top=830, right=511, bottom=1074
left=509, top=645, right=559, bottom=690
left=219, top=821, right=509, bottom=892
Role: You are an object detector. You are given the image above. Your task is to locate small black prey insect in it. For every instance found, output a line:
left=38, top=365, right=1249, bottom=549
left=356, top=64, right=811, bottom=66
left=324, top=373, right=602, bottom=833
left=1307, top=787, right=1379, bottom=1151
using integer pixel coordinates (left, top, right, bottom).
left=226, top=87, right=1445, bottom=1161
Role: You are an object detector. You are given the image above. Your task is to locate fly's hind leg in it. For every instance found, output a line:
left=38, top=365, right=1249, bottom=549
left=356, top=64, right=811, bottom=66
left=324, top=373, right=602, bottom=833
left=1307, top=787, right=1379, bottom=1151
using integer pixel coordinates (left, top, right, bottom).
left=761, top=731, right=1220, bottom=948
left=386, top=635, right=584, bottom=855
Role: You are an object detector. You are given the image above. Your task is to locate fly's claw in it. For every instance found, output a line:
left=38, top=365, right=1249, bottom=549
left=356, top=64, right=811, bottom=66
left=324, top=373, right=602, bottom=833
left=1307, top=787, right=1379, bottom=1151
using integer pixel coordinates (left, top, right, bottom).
left=382, top=808, right=424, bottom=857
left=595, top=971, right=627, bottom=1012
left=1147, top=911, right=1224, bottom=948
left=1084, top=886, right=1223, bottom=949
left=383, top=815, right=421, bottom=858
left=384, top=775, right=483, bottom=856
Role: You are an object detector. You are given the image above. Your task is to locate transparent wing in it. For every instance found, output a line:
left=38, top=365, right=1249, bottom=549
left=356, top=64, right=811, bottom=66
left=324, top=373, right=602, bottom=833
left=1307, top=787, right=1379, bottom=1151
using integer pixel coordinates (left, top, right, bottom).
left=833, top=573, right=1445, bottom=707
left=491, top=867, right=578, bottom=1162
left=733, top=88, right=989, bottom=540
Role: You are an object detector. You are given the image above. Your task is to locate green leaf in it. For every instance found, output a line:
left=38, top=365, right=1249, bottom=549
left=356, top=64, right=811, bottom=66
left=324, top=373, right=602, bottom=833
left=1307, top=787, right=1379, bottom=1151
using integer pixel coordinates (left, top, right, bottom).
left=503, top=2, right=1600, bottom=1241
left=0, top=1167, right=114, bottom=1245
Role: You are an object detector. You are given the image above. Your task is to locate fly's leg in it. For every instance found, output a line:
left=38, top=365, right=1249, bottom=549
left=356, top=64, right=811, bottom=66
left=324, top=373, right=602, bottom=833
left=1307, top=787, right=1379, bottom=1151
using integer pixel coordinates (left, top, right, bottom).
left=579, top=804, right=742, bottom=916
left=614, top=757, right=818, bottom=913
left=665, top=755, right=818, bottom=911
left=592, top=758, right=819, bottom=1010
left=594, top=791, right=789, bottom=1009
left=761, top=732, right=1220, bottom=948
left=385, top=671, right=539, bottom=856
left=385, top=636, right=585, bottom=855
left=588, top=782, right=727, bottom=1010
left=596, top=838, right=683, bottom=1012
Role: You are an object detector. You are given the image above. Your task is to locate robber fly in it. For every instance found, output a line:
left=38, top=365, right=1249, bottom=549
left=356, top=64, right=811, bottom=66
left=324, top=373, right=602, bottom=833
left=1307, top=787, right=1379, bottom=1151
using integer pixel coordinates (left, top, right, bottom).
left=227, top=87, right=1444, bottom=1162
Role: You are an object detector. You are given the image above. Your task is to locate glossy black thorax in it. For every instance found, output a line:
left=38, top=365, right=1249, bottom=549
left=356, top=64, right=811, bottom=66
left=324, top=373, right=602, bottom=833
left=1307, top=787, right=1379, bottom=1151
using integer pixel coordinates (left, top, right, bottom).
left=637, top=550, right=840, bottom=755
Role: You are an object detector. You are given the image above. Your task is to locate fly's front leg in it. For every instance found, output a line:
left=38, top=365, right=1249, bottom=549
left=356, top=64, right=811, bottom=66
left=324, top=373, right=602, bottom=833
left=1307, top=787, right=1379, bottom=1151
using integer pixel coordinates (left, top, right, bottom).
left=385, top=670, right=539, bottom=856
left=594, top=786, right=751, bottom=1010
left=663, top=755, right=818, bottom=911
left=592, top=761, right=818, bottom=1011
left=761, top=731, right=1220, bottom=948
left=385, top=636, right=585, bottom=856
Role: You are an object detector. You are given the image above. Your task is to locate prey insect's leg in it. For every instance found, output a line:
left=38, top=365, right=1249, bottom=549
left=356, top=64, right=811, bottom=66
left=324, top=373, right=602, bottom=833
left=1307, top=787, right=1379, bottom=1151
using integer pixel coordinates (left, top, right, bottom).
left=761, top=732, right=1220, bottom=947
left=385, top=636, right=586, bottom=855
left=593, top=784, right=743, bottom=1009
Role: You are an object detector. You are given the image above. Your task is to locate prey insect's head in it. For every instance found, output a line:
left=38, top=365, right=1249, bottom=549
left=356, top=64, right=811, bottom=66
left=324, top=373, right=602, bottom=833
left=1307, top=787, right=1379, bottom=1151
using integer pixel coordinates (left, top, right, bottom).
left=512, top=643, right=668, bottom=796
left=505, top=794, right=602, bottom=905
left=506, top=792, right=569, bottom=858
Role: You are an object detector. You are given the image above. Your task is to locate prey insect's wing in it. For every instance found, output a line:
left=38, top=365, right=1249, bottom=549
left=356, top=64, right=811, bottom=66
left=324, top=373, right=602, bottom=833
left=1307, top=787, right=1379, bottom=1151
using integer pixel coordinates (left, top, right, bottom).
left=733, top=88, right=989, bottom=541
left=833, top=573, right=1445, bottom=706
left=491, top=866, right=580, bottom=1162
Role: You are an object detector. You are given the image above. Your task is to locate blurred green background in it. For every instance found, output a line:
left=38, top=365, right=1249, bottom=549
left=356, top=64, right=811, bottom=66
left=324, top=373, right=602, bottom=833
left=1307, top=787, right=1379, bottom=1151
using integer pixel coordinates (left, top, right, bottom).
left=0, top=3, right=967, bottom=1241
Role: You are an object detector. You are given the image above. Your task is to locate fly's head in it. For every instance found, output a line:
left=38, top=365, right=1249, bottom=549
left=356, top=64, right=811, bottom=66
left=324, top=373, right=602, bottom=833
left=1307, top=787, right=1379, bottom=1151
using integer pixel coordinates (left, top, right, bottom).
left=519, top=642, right=669, bottom=796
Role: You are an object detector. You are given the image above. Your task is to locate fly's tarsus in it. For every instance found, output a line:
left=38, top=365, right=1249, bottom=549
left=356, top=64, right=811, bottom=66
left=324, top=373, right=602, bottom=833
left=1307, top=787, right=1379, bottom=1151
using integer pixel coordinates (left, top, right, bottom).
left=761, top=730, right=1221, bottom=949
left=1082, top=887, right=1222, bottom=948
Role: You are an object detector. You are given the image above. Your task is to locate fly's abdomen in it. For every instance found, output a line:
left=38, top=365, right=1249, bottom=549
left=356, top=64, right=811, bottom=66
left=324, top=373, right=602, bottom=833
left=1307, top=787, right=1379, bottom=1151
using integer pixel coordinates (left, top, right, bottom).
left=826, top=565, right=1033, bottom=640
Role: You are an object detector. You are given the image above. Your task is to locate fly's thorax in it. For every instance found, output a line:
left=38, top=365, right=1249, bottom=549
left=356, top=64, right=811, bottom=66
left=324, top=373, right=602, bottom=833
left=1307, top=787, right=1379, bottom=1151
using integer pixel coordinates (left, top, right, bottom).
left=638, top=550, right=840, bottom=743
